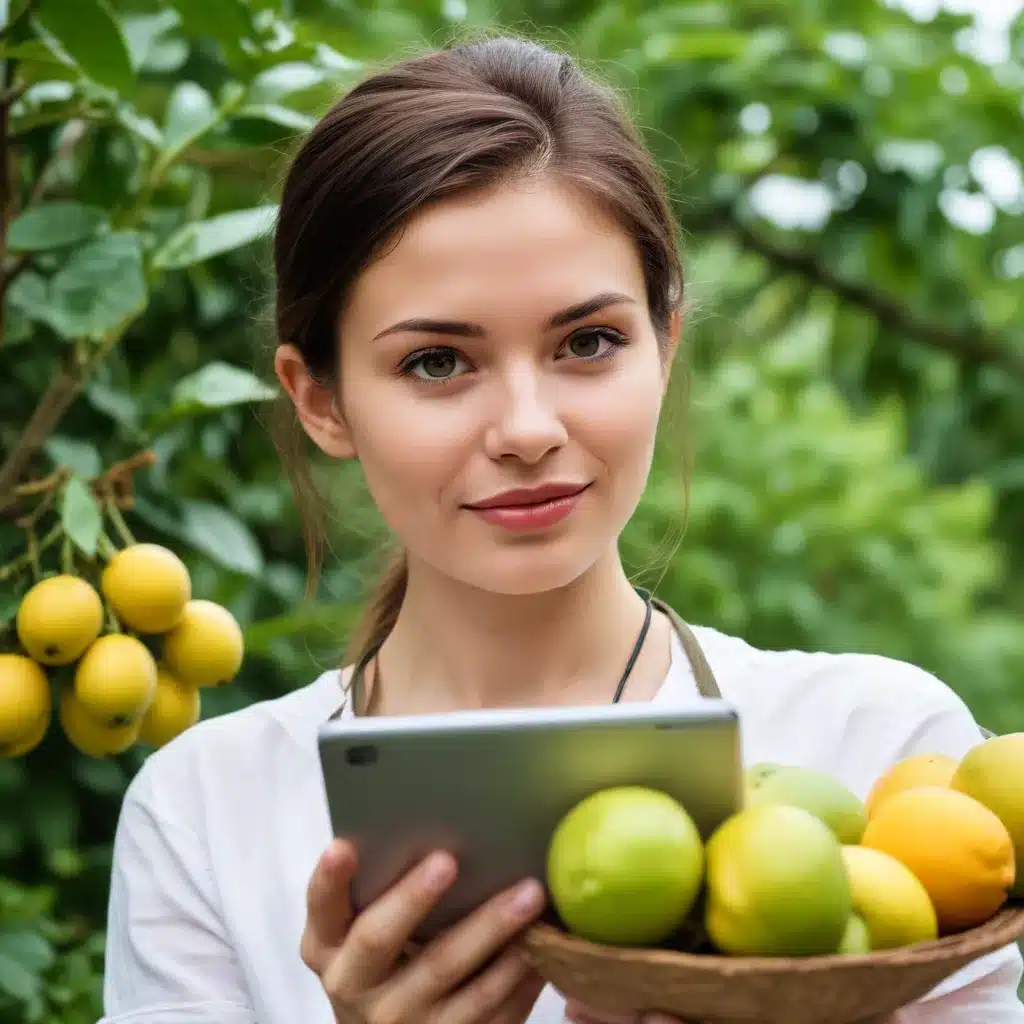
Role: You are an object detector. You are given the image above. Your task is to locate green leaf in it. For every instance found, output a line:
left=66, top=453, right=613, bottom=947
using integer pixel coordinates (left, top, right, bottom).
left=162, top=81, right=218, bottom=158
left=45, top=436, right=102, bottom=480
left=153, top=205, right=278, bottom=270
left=172, top=362, right=277, bottom=411
left=6, top=272, right=48, bottom=324
left=235, top=103, right=316, bottom=133
left=45, top=233, right=147, bottom=339
left=35, top=0, right=135, bottom=95
left=166, top=0, right=252, bottom=50
left=180, top=500, right=263, bottom=577
left=60, top=477, right=102, bottom=557
left=7, top=202, right=107, bottom=252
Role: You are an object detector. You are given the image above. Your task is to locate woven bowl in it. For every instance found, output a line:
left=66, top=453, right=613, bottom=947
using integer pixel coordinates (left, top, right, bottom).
left=520, top=901, right=1024, bottom=1023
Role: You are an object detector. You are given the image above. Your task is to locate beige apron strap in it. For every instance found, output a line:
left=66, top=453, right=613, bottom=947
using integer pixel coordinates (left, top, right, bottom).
left=652, top=598, right=723, bottom=700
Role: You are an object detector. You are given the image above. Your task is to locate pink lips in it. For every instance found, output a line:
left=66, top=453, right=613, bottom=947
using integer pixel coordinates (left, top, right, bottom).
left=465, top=483, right=590, bottom=531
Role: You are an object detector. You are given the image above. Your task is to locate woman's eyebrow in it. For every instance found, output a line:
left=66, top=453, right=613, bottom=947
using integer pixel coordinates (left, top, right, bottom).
left=371, top=291, right=637, bottom=342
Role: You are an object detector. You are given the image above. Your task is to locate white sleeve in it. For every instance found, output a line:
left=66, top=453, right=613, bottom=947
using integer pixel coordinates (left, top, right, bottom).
left=99, top=766, right=256, bottom=1023
left=861, top=668, right=1024, bottom=1020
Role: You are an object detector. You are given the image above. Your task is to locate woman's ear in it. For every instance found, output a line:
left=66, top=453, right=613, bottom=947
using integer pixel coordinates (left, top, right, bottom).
left=274, top=344, right=356, bottom=459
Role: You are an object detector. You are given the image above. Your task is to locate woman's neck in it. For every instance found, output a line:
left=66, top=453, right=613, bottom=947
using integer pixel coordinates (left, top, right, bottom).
left=371, top=551, right=672, bottom=714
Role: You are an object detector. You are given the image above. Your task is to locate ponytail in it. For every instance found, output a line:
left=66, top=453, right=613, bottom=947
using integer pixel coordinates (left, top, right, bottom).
left=344, top=547, right=408, bottom=667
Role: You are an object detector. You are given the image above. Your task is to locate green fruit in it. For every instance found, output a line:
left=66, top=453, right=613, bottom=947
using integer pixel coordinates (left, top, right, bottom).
left=838, top=914, right=872, bottom=955
left=705, top=805, right=852, bottom=957
left=547, top=786, right=705, bottom=947
left=745, top=763, right=868, bottom=844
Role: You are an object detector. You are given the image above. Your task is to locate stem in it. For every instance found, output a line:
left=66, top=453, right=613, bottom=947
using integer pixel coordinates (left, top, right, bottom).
left=105, top=498, right=136, bottom=547
left=60, top=534, right=73, bottom=575
left=26, top=526, right=40, bottom=580
left=0, top=522, right=61, bottom=581
left=97, top=532, right=118, bottom=560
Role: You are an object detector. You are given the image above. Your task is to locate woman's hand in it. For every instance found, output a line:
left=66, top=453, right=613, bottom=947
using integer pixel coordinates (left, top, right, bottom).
left=563, top=1005, right=684, bottom=1024
left=301, top=839, right=547, bottom=1024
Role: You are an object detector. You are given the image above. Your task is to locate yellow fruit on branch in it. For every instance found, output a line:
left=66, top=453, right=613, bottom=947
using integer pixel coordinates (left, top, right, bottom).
left=161, top=600, right=244, bottom=688
left=0, top=654, right=51, bottom=757
left=3, top=706, right=51, bottom=758
left=865, top=753, right=958, bottom=819
left=73, top=633, right=158, bottom=725
left=59, top=690, right=139, bottom=758
left=15, top=575, right=103, bottom=666
left=139, top=668, right=201, bottom=748
left=101, top=543, right=192, bottom=634
left=951, top=733, right=1024, bottom=899
left=861, top=786, right=1015, bottom=934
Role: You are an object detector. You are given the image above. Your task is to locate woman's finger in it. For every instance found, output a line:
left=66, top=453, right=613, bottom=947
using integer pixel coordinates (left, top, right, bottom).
left=324, top=850, right=458, bottom=996
left=490, top=969, right=546, bottom=1023
left=388, top=878, right=546, bottom=1009
left=415, top=947, right=534, bottom=1024
left=300, top=840, right=358, bottom=972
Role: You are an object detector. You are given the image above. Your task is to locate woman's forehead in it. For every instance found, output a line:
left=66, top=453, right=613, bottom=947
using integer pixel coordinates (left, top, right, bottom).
left=340, top=180, right=647, bottom=338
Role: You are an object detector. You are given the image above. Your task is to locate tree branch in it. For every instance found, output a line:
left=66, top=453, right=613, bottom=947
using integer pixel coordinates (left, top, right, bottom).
left=687, top=207, right=1024, bottom=379
left=0, top=331, right=123, bottom=500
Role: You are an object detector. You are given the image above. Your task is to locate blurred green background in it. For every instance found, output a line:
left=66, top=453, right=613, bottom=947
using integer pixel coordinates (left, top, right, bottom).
left=0, top=0, right=1022, bottom=1018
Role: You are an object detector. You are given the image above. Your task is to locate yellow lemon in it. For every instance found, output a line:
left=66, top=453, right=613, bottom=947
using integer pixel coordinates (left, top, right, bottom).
left=59, top=690, right=139, bottom=758
left=861, top=786, right=1014, bottom=934
left=865, top=753, right=958, bottom=819
left=841, top=845, right=938, bottom=950
left=101, top=543, right=191, bottom=634
left=16, top=575, right=103, bottom=666
left=0, top=654, right=50, bottom=752
left=704, top=805, right=851, bottom=957
left=952, top=733, right=1024, bottom=898
left=162, top=600, right=243, bottom=687
left=138, top=668, right=200, bottom=748
left=73, top=634, right=157, bottom=725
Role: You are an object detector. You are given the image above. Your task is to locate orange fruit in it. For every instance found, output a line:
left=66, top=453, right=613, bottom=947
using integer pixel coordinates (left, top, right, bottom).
left=861, top=786, right=1014, bottom=934
left=865, top=754, right=958, bottom=819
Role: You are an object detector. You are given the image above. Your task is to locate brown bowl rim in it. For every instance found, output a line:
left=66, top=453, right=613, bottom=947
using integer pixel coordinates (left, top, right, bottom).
left=522, top=900, right=1024, bottom=974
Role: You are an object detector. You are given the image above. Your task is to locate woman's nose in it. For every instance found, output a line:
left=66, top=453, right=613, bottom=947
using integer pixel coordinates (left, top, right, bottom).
left=482, top=366, right=569, bottom=465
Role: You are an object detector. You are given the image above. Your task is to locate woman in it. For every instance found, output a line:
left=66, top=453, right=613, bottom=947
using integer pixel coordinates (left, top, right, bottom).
left=100, top=35, right=1021, bottom=1024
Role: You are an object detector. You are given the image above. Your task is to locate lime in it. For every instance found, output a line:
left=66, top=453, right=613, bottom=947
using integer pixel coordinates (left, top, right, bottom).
left=745, top=763, right=867, bottom=845
left=546, top=786, right=704, bottom=947
left=837, top=914, right=872, bottom=954
left=705, top=804, right=852, bottom=957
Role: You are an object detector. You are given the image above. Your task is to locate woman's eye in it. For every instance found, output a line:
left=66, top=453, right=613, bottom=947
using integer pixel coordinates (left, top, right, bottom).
left=564, top=328, right=625, bottom=361
left=402, top=348, right=469, bottom=382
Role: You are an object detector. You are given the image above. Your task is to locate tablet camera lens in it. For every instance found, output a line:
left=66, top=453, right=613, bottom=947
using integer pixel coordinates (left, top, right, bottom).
left=345, top=744, right=378, bottom=767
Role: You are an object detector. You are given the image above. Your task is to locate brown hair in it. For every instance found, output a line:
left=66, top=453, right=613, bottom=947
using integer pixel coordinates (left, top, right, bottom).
left=272, top=34, right=684, bottom=665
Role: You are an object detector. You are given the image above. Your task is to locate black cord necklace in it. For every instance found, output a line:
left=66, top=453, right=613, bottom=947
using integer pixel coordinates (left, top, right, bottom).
left=348, top=588, right=654, bottom=717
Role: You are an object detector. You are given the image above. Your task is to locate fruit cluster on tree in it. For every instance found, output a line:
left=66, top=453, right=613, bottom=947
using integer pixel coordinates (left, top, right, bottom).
left=1, top=538, right=243, bottom=760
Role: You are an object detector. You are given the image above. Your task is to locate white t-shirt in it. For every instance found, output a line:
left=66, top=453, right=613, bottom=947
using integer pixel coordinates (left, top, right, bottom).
left=100, top=622, right=1024, bottom=1023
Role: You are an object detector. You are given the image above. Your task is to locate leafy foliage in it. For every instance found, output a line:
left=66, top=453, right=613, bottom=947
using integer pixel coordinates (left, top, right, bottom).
left=0, top=0, right=1021, bottom=1016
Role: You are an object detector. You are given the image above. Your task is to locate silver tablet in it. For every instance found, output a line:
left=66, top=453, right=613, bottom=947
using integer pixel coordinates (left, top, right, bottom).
left=317, top=700, right=742, bottom=941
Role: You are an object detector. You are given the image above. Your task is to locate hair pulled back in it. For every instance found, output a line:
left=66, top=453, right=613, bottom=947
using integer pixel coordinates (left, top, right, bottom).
left=273, top=35, right=684, bottom=663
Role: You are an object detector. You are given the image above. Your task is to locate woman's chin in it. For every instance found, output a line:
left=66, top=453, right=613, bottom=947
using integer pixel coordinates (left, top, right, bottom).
left=449, top=542, right=602, bottom=597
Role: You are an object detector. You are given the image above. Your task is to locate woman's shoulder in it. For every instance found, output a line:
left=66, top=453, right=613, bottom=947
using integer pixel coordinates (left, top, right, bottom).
left=687, top=618, right=971, bottom=719
left=679, top=618, right=985, bottom=791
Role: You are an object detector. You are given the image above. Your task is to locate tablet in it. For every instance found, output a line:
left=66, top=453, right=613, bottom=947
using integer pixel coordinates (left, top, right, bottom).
left=317, top=700, right=741, bottom=941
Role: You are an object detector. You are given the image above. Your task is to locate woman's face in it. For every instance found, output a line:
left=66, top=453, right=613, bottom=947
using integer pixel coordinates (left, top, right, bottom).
left=286, top=178, right=676, bottom=596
